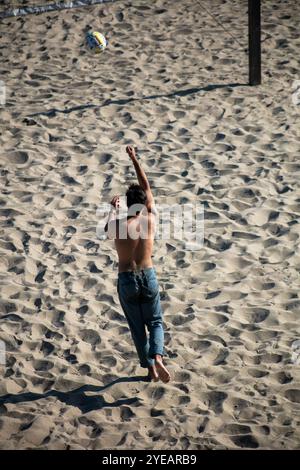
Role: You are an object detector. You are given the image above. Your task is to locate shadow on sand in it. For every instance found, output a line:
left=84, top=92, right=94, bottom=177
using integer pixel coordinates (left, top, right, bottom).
left=27, top=82, right=248, bottom=118
left=0, top=375, right=150, bottom=413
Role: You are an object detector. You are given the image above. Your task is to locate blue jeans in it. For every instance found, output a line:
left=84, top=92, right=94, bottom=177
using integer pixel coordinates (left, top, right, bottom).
left=117, top=267, right=164, bottom=368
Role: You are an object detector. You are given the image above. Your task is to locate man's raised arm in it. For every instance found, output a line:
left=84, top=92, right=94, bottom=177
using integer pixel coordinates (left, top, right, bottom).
left=126, top=145, right=154, bottom=211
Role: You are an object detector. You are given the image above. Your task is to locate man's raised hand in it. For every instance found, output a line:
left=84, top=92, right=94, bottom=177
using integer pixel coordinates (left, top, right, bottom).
left=126, top=145, right=137, bottom=160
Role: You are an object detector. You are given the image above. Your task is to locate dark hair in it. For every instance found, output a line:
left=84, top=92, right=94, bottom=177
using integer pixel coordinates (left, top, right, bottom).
left=126, top=184, right=147, bottom=209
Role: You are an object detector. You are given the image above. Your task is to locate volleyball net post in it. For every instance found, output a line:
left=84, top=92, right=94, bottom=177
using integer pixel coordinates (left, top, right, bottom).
left=248, top=0, right=261, bottom=85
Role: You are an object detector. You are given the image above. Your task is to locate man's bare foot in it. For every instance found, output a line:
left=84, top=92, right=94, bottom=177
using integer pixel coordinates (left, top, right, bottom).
left=147, top=365, right=159, bottom=382
left=154, top=355, right=170, bottom=383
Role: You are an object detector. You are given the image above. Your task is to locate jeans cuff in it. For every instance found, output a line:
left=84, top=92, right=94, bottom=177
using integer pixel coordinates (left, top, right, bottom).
left=150, top=350, right=164, bottom=359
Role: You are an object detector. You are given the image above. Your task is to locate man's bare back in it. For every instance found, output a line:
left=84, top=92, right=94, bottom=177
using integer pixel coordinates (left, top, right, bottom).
left=115, top=212, right=156, bottom=272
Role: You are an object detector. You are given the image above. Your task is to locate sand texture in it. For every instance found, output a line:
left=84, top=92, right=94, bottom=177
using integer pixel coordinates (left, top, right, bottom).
left=0, top=0, right=300, bottom=450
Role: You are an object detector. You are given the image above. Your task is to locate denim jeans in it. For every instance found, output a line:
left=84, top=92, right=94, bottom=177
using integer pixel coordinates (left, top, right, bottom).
left=117, top=267, right=164, bottom=368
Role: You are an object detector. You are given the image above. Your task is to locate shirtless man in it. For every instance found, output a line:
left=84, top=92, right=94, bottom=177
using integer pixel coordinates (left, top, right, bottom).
left=105, top=146, right=170, bottom=383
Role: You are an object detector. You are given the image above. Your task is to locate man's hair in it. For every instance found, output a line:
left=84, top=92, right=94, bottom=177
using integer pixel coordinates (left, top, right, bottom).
left=126, top=184, right=147, bottom=209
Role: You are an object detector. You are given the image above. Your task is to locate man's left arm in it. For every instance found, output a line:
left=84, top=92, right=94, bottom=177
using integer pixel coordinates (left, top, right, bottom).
left=104, top=196, right=119, bottom=239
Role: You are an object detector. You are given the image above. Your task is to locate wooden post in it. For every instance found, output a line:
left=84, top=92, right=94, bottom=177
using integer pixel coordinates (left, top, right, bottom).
left=248, top=0, right=261, bottom=85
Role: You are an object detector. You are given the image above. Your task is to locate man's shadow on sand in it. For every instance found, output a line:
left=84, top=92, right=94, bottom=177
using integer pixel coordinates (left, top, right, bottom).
left=0, top=375, right=149, bottom=413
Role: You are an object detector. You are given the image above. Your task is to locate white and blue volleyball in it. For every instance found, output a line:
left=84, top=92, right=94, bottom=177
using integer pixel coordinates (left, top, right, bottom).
left=86, top=31, right=107, bottom=53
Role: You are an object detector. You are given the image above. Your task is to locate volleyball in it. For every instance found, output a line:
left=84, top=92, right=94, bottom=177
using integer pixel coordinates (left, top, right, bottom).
left=86, top=31, right=107, bottom=53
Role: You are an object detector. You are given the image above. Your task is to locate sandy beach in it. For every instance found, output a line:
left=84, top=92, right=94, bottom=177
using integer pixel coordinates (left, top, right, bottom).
left=0, top=0, right=300, bottom=450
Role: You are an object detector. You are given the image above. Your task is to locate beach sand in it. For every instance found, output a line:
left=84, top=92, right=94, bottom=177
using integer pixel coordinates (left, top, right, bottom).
left=0, top=0, right=300, bottom=450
